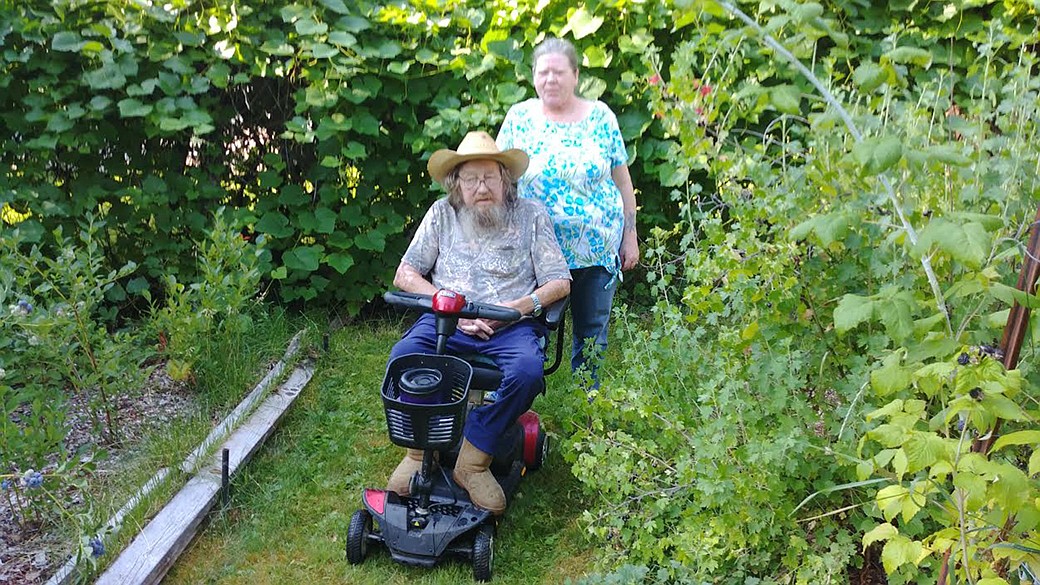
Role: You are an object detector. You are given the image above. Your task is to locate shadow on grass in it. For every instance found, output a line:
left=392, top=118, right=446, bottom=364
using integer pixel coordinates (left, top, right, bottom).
left=165, top=318, right=596, bottom=585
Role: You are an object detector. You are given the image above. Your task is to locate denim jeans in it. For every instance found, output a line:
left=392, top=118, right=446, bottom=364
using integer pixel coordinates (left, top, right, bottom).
left=569, top=266, right=618, bottom=387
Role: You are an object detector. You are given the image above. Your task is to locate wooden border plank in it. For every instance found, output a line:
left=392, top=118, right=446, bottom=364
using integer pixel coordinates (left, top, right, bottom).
left=45, top=330, right=308, bottom=585
left=95, top=359, right=314, bottom=585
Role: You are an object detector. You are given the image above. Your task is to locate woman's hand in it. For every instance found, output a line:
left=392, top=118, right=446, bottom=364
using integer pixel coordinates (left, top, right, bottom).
left=458, top=318, right=496, bottom=340
left=620, top=231, right=640, bottom=271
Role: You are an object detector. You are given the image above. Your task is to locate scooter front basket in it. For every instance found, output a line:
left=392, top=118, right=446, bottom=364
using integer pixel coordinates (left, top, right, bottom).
left=381, top=354, right=472, bottom=450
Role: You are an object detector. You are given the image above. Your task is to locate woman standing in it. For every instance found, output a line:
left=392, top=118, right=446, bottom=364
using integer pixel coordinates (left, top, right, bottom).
left=497, top=37, right=639, bottom=386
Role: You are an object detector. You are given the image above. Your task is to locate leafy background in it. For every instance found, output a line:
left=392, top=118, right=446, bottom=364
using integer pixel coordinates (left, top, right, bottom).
left=2, top=0, right=1039, bottom=582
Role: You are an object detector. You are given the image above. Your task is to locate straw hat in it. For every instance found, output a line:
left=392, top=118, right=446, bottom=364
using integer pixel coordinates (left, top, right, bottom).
left=427, top=131, right=529, bottom=184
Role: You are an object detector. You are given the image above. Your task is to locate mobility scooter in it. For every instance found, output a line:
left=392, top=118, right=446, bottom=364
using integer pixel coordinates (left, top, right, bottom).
left=345, top=289, right=566, bottom=581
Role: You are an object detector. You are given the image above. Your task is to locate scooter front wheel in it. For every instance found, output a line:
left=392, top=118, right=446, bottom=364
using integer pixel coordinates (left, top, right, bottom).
left=346, top=509, right=372, bottom=564
left=472, top=523, right=494, bottom=582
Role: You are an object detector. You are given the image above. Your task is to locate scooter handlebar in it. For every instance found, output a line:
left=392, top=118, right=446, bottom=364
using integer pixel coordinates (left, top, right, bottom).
left=383, top=291, right=522, bottom=323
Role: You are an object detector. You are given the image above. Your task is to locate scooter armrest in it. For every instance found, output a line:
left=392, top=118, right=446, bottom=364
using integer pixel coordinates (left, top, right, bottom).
left=540, top=297, right=569, bottom=331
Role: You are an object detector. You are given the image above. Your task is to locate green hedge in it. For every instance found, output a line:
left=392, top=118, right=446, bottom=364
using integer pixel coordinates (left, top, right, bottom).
left=0, top=0, right=686, bottom=309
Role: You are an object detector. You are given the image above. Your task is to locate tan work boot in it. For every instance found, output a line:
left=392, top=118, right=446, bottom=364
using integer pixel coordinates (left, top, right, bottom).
left=386, top=448, right=427, bottom=496
left=453, top=439, right=506, bottom=515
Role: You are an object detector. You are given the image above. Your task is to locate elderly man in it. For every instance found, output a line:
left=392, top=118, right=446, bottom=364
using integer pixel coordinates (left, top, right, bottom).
left=387, top=131, right=571, bottom=514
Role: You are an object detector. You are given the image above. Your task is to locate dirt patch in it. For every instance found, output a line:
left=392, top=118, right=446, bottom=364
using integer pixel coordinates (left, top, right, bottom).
left=0, top=365, right=197, bottom=584
left=847, top=544, right=888, bottom=585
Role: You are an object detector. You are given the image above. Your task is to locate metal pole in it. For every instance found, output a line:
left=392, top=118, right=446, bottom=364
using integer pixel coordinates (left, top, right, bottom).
left=221, top=448, right=230, bottom=508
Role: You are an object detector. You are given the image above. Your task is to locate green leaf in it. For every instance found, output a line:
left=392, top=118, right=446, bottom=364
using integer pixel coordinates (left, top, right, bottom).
left=990, top=282, right=1040, bottom=309
left=871, top=352, right=910, bottom=396
left=371, top=39, right=401, bottom=59
left=918, top=219, right=991, bottom=269
left=261, top=41, right=296, bottom=56
left=326, top=252, right=355, bottom=274
left=283, top=246, right=323, bottom=271
left=256, top=211, right=293, bottom=238
left=341, top=141, right=366, bottom=159
left=84, top=62, right=127, bottom=90
left=328, top=31, right=356, bottom=47
left=618, top=33, right=652, bottom=54
left=567, top=6, right=604, bottom=39
left=834, top=294, right=875, bottom=334
left=922, top=145, right=970, bottom=166
left=310, top=43, right=338, bottom=59
left=852, top=135, right=903, bottom=174
left=296, top=20, right=329, bottom=36
left=868, top=424, right=906, bottom=449
left=584, top=45, right=612, bottom=68
left=337, top=15, right=371, bottom=33
left=881, top=535, right=924, bottom=573
left=174, top=31, right=206, bottom=46
left=354, top=229, right=385, bottom=252
left=118, top=98, right=153, bottom=118
left=877, top=289, right=915, bottom=343
left=52, top=31, right=84, bottom=52
left=982, top=393, right=1028, bottom=421
left=883, top=46, right=933, bottom=68
left=791, top=2, right=824, bottom=22
left=903, top=432, right=946, bottom=473
left=89, top=96, right=113, bottom=110
left=81, top=40, right=105, bottom=54
left=352, top=111, right=380, bottom=136
left=770, top=85, right=801, bottom=115
left=863, top=522, right=898, bottom=549
left=318, top=0, right=350, bottom=14
left=892, top=448, right=908, bottom=479
left=1029, top=450, right=1040, bottom=476
left=852, top=62, right=887, bottom=92
left=876, top=484, right=908, bottom=522
left=313, top=208, right=337, bottom=234
left=794, top=211, right=850, bottom=246
left=867, top=399, right=905, bottom=422
left=278, top=185, right=307, bottom=205
left=159, top=116, right=189, bottom=131
left=990, top=430, right=1040, bottom=453
left=856, top=460, right=874, bottom=481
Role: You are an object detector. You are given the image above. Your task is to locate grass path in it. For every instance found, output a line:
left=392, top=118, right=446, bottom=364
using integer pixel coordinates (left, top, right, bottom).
left=165, top=318, right=598, bottom=584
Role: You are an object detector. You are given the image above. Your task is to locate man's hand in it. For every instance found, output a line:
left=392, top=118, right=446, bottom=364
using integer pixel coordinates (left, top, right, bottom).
left=458, top=318, right=496, bottom=340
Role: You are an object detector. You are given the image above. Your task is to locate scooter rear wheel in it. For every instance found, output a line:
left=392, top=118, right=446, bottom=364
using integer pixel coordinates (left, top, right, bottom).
left=472, top=524, right=494, bottom=582
left=529, top=429, right=548, bottom=471
left=346, top=509, right=372, bottom=564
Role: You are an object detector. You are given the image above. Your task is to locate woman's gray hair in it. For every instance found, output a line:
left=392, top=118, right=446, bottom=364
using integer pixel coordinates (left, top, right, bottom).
left=532, top=37, right=579, bottom=72
left=444, top=162, right=519, bottom=210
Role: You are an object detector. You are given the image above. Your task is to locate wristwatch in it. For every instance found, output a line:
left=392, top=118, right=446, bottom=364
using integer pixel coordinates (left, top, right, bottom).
left=529, top=292, right=543, bottom=317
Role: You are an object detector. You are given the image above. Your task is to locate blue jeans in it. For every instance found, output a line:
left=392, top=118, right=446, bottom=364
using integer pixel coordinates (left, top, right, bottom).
left=569, top=266, right=618, bottom=386
left=389, top=314, right=547, bottom=455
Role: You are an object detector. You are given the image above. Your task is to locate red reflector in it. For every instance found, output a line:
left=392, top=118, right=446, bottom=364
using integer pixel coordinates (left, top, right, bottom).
left=518, top=410, right=540, bottom=466
left=364, top=488, right=386, bottom=515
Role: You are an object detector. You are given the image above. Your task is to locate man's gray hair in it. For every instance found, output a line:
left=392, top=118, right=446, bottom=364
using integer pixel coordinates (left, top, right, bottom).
left=444, top=162, right=519, bottom=210
left=532, top=37, right=579, bottom=72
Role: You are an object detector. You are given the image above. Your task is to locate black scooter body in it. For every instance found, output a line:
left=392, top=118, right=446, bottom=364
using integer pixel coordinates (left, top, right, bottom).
left=346, top=291, right=557, bottom=582
left=356, top=426, right=530, bottom=567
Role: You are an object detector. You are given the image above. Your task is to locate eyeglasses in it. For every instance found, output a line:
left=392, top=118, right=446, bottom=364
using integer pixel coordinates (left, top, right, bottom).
left=458, top=175, right=502, bottom=190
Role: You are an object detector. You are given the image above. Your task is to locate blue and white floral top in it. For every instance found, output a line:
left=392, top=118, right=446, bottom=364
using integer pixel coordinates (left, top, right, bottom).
left=497, top=99, right=628, bottom=274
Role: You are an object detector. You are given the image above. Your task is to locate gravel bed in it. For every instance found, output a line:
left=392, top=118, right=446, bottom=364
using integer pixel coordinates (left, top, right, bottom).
left=0, top=365, right=196, bottom=584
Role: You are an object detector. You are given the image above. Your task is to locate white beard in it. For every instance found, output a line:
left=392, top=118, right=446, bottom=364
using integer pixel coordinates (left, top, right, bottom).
left=458, top=202, right=510, bottom=238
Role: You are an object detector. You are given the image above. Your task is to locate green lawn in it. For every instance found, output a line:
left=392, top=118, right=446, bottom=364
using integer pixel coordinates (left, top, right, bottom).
left=165, top=318, right=597, bottom=584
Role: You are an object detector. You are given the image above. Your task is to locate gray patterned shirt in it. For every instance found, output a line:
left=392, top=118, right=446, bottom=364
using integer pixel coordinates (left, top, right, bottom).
left=401, top=198, right=571, bottom=305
